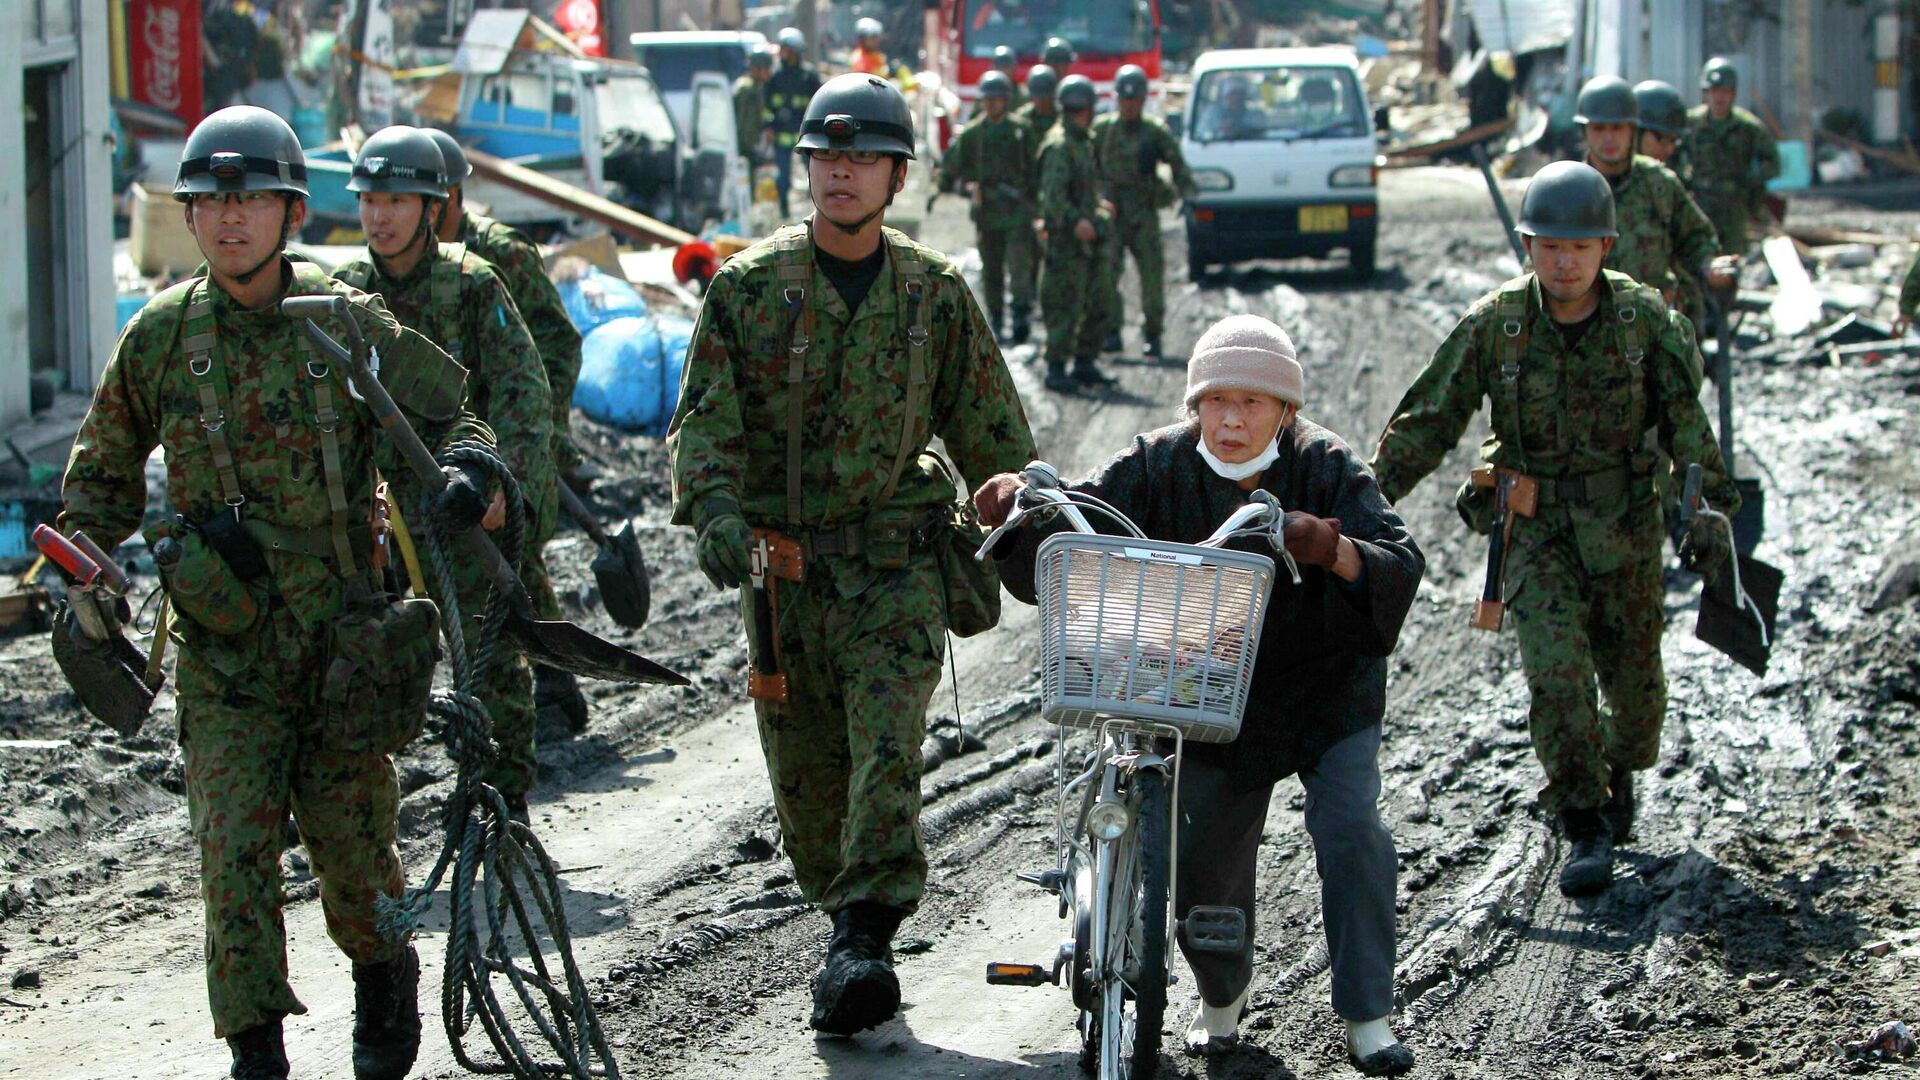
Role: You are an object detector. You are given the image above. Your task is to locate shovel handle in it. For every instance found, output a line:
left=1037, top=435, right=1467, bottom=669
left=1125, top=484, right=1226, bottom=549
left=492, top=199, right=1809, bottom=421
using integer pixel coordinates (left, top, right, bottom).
left=555, top=482, right=613, bottom=547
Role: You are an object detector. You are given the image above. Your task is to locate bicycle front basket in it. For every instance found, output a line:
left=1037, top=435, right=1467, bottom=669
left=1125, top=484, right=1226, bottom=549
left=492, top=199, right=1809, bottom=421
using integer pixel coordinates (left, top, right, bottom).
left=1034, top=532, right=1275, bottom=742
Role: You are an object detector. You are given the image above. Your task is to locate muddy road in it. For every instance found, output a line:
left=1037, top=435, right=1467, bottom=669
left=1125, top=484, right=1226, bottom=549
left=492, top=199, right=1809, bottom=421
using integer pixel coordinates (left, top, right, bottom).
left=4, top=169, right=1920, bottom=1079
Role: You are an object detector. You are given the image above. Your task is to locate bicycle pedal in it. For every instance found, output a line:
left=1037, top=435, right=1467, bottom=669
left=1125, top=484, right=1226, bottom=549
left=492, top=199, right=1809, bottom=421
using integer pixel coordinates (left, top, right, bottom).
left=1182, top=906, right=1247, bottom=954
left=1015, top=868, right=1066, bottom=893
left=986, top=960, right=1057, bottom=987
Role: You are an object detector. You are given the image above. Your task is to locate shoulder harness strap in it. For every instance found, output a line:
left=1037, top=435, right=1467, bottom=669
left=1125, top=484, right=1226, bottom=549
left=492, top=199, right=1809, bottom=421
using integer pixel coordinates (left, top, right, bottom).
left=875, top=248, right=933, bottom=510
left=1490, top=278, right=1532, bottom=471
left=772, top=231, right=815, bottom=525
left=431, top=243, right=466, bottom=361
left=181, top=279, right=248, bottom=515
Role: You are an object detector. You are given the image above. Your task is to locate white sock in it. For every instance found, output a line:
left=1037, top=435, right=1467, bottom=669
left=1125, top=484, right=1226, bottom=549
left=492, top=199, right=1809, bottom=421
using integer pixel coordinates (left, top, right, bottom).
left=1185, top=985, right=1250, bottom=1048
left=1344, top=1015, right=1402, bottom=1059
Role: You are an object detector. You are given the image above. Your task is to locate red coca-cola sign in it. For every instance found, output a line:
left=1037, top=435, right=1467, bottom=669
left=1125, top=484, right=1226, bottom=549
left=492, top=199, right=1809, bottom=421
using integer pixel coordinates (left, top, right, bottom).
left=128, top=0, right=204, bottom=126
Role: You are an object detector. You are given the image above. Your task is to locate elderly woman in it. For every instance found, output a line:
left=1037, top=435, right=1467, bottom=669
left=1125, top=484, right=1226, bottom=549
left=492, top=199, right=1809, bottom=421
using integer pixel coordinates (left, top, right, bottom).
left=974, top=315, right=1421, bottom=1076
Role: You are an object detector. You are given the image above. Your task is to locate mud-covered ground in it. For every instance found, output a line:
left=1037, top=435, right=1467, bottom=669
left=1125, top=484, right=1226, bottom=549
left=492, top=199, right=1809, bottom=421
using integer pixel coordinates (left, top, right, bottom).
left=3, top=168, right=1919, bottom=1079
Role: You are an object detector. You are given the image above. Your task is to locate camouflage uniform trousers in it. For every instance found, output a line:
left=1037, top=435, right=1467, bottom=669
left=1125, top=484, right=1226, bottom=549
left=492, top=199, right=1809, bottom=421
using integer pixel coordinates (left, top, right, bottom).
left=742, top=553, right=946, bottom=914
left=178, top=605, right=408, bottom=1038
left=1041, top=230, right=1118, bottom=372
left=976, top=221, right=1035, bottom=330
left=1095, top=201, right=1169, bottom=340
left=1694, top=190, right=1756, bottom=257
left=1506, top=502, right=1666, bottom=814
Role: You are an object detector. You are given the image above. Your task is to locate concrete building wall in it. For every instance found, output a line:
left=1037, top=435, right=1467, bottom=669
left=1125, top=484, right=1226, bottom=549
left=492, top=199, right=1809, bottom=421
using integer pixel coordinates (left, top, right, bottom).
left=0, top=23, right=26, bottom=428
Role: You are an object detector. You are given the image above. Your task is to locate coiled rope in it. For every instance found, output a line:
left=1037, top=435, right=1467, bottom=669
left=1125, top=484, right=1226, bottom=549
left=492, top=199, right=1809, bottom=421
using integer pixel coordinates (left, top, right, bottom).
left=375, top=440, right=620, bottom=1078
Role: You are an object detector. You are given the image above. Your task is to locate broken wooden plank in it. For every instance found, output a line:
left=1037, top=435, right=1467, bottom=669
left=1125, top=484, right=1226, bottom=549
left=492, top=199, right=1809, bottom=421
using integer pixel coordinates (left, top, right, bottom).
left=1785, top=224, right=1906, bottom=248
left=465, top=148, right=696, bottom=249
left=1816, top=128, right=1920, bottom=177
left=1762, top=234, right=1824, bottom=338
left=1383, top=117, right=1512, bottom=164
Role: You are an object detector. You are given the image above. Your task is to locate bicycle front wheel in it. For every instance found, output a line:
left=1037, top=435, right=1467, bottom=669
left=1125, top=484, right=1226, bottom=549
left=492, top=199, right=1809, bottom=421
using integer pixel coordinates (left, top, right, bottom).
left=1094, top=767, right=1170, bottom=1080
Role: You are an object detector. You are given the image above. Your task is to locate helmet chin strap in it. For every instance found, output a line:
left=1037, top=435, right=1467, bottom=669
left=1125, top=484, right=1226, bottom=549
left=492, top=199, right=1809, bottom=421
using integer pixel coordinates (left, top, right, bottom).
left=230, top=194, right=295, bottom=285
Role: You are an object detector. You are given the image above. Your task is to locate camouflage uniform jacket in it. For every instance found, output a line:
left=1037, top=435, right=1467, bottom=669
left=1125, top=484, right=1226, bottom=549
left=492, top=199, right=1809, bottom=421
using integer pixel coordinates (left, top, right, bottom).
left=1017, top=105, right=1061, bottom=184
left=1037, top=120, right=1102, bottom=232
left=1600, top=154, right=1720, bottom=294
left=333, top=244, right=557, bottom=537
left=60, top=258, right=490, bottom=633
left=457, top=211, right=581, bottom=462
left=1090, top=112, right=1195, bottom=211
left=942, top=112, right=1036, bottom=229
left=1372, top=271, right=1738, bottom=575
left=668, top=223, right=1035, bottom=576
left=733, top=75, right=768, bottom=157
left=1901, top=255, right=1920, bottom=320
left=1685, top=105, right=1780, bottom=204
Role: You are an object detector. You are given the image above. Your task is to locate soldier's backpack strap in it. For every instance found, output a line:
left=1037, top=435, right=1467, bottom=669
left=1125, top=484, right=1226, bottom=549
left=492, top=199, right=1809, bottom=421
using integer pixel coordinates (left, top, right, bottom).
left=180, top=279, right=250, bottom=515
left=1488, top=277, right=1534, bottom=470
left=772, top=231, right=816, bottom=525
left=873, top=248, right=933, bottom=510
left=1613, top=279, right=1653, bottom=434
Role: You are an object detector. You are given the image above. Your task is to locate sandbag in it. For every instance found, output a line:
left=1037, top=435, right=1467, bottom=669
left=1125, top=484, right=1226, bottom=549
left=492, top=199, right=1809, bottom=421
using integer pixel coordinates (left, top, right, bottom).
left=557, top=266, right=649, bottom=337
left=572, top=314, right=694, bottom=436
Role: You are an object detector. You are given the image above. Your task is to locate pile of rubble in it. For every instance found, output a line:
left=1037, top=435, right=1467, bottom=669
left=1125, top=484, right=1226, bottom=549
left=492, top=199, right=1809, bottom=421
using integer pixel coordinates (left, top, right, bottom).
left=1725, top=224, right=1920, bottom=368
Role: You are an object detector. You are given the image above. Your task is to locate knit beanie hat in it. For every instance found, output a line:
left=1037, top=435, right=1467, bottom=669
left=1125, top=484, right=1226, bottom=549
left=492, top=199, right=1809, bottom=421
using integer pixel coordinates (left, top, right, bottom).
left=1184, top=314, right=1304, bottom=410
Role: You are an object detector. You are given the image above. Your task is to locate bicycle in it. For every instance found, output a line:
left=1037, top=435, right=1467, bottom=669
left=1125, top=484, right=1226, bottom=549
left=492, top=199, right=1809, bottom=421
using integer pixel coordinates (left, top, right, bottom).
left=975, top=461, right=1300, bottom=1079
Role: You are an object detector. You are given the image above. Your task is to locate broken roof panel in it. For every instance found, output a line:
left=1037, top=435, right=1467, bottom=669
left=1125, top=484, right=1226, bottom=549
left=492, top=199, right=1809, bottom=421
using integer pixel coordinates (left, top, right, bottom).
left=1461, top=0, right=1575, bottom=56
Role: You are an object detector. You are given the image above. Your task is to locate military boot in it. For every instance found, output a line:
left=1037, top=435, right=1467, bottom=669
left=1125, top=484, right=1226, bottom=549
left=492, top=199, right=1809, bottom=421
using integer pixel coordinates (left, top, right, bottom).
left=1010, top=309, right=1031, bottom=345
left=809, top=902, right=907, bottom=1036
left=227, top=1018, right=290, bottom=1080
left=1142, top=332, right=1163, bottom=361
left=1558, top=808, right=1615, bottom=897
left=1603, top=764, right=1636, bottom=840
left=533, top=663, right=590, bottom=735
left=1044, top=364, right=1079, bottom=393
left=1103, top=327, right=1123, bottom=353
left=1072, top=357, right=1117, bottom=387
left=352, top=945, right=422, bottom=1080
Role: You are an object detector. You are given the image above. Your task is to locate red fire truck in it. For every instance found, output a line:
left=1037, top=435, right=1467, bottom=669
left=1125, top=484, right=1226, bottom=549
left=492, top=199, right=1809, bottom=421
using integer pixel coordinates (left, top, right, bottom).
left=928, top=0, right=1162, bottom=138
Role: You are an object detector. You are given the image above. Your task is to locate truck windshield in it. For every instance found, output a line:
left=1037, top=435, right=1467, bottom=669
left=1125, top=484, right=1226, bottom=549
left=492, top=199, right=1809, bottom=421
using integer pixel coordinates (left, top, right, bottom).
left=634, top=45, right=746, bottom=91
left=961, top=0, right=1154, bottom=58
left=595, top=73, right=678, bottom=144
left=1191, top=66, right=1368, bottom=143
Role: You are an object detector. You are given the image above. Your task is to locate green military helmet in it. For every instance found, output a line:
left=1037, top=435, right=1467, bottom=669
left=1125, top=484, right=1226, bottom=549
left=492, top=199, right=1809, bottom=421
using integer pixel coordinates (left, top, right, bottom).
left=1573, top=75, right=1637, bottom=126
left=1056, top=74, right=1096, bottom=112
left=992, top=45, right=1017, bottom=69
left=1043, top=37, right=1075, bottom=68
left=173, top=105, right=309, bottom=202
left=348, top=125, right=449, bottom=197
left=979, top=70, right=1014, bottom=100
left=1700, top=56, right=1737, bottom=91
left=423, top=127, right=472, bottom=182
left=750, top=44, right=776, bottom=70
left=1115, top=64, right=1149, bottom=100
left=1026, top=64, right=1059, bottom=100
left=795, top=73, right=917, bottom=158
left=1515, top=160, right=1617, bottom=239
left=1633, top=80, right=1687, bottom=134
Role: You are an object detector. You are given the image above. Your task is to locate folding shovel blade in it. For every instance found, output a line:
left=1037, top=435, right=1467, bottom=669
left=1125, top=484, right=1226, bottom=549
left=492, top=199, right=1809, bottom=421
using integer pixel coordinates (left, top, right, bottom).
left=504, top=610, right=689, bottom=686
left=591, top=520, right=652, bottom=630
left=1696, top=554, right=1783, bottom=677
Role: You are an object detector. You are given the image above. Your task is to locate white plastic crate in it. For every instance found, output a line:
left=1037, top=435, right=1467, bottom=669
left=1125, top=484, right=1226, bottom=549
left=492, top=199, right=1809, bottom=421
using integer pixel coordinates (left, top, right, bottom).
left=1034, top=532, right=1275, bottom=743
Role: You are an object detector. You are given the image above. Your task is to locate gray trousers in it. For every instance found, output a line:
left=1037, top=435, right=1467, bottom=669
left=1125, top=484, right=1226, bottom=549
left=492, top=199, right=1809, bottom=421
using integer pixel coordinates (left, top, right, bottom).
left=1173, top=724, right=1398, bottom=1020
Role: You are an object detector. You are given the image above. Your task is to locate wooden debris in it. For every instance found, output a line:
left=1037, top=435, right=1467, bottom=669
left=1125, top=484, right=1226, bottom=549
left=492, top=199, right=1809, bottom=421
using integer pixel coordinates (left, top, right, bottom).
left=1817, top=128, right=1920, bottom=177
left=1763, top=235, right=1823, bottom=338
left=466, top=148, right=695, bottom=249
left=1383, top=118, right=1512, bottom=165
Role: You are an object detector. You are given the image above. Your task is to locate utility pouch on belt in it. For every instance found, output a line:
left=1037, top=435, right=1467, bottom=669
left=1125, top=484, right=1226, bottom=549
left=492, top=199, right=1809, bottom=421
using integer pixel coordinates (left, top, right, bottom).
left=148, top=520, right=263, bottom=637
left=747, top=529, right=805, bottom=704
left=198, top=509, right=270, bottom=582
left=863, top=507, right=915, bottom=570
left=322, top=596, right=442, bottom=754
left=932, top=503, right=1002, bottom=638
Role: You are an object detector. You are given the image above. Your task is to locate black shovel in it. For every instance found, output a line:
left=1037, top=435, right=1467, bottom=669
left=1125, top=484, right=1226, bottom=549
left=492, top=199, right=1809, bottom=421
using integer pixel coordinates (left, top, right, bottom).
left=555, top=482, right=651, bottom=629
left=281, top=295, right=688, bottom=687
left=1681, top=464, right=1782, bottom=676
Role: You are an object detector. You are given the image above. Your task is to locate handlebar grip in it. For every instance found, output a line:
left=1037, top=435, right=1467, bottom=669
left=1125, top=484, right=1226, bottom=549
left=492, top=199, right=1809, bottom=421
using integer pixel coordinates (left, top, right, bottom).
left=279, top=295, right=347, bottom=322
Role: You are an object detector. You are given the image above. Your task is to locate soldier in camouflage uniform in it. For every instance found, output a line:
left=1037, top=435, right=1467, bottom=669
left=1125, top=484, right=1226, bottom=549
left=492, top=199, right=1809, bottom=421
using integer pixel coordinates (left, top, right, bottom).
left=939, top=70, right=1036, bottom=343
left=1633, top=80, right=1708, bottom=333
left=1575, top=76, right=1730, bottom=323
left=667, top=73, right=1035, bottom=1037
left=59, top=107, right=493, bottom=1079
left=1898, top=255, right=1920, bottom=336
left=1686, top=57, right=1780, bottom=257
left=733, top=47, right=775, bottom=167
left=1370, top=162, right=1739, bottom=898
left=992, top=45, right=1026, bottom=109
left=1017, top=65, right=1062, bottom=303
left=1038, top=74, right=1119, bottom=393
left=1091, top=64, right=1196, bottom=360
left=426, top=128, right=592, bottom=733
left=336, top=126, right=557, bottom=819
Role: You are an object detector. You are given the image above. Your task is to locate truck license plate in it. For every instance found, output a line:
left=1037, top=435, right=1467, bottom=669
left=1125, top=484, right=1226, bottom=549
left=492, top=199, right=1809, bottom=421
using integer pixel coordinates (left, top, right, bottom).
left=1299, top=205, right=1348, bottom=233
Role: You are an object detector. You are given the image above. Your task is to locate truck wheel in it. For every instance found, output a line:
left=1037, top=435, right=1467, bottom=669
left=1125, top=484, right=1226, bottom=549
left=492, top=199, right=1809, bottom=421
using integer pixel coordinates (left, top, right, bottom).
left=1351, top=239, right=1378, bottom=279
left=1187, top=250, right=1215, bottom=286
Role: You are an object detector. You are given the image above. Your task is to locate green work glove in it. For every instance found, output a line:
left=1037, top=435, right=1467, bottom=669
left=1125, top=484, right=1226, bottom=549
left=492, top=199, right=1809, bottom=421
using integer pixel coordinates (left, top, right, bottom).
left=696, top=513, right=753, bottom=590
left=1679, top=515, right=1732, bottom=575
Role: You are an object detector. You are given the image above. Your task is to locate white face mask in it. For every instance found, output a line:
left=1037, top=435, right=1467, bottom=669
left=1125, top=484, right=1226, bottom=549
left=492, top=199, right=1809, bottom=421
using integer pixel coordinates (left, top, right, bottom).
left=1196, top=436, right=1279, bottom=481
